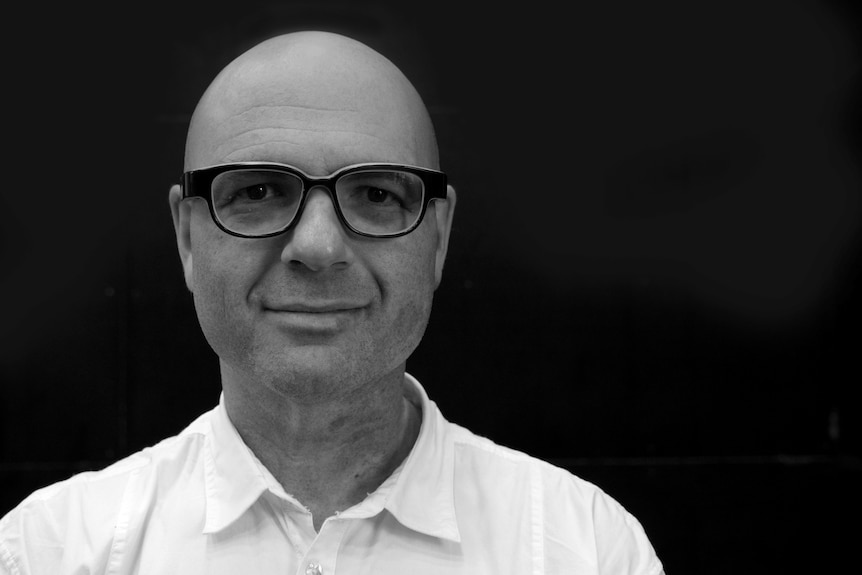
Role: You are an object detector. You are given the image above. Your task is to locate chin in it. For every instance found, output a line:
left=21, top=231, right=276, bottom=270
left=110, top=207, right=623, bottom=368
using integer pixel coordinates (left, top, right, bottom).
left=248, top=346, right=393, bottom=404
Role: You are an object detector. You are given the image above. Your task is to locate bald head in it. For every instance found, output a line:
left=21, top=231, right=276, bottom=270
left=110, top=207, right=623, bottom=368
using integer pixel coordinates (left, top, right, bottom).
left=185, top=31, right=439, bottom=174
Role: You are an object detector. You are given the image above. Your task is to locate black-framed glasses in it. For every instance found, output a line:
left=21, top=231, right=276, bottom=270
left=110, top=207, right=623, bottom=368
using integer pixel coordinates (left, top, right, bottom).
left=181, top=162, right=448, bottom=239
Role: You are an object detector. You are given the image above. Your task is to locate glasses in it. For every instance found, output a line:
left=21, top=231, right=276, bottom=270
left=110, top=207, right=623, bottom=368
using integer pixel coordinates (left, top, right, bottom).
left=181, top=162, right=448, bottom=239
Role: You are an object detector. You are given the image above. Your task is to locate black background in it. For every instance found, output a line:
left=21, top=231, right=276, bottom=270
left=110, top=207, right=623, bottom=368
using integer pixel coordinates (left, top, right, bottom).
left=1, top=0, right=860, bottom=572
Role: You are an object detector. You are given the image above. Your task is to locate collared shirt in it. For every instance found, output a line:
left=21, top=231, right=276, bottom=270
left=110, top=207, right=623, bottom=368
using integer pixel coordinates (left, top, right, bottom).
left=0, top=375, right=664, bottom=575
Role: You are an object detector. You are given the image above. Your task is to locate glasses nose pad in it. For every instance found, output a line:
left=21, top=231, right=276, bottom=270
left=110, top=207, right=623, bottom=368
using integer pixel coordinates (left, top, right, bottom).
left=290, top=185, right=344, bottom=232
left=280, top=186, right=352, bottom=269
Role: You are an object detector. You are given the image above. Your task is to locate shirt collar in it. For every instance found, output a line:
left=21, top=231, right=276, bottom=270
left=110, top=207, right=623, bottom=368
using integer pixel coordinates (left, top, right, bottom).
left=201, top=393, right=271, bottom=534
left=384, top=374, right=462, bottom=542
left=201, top=374, right=461, bottom=542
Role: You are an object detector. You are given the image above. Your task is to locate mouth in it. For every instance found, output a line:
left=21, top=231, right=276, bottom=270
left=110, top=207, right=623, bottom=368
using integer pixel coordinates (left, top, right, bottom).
left=262, top=302, right=367, bottom=333
left=265, top=302, right=366, bottom=313
left=272, top=303, right=364, bottom=313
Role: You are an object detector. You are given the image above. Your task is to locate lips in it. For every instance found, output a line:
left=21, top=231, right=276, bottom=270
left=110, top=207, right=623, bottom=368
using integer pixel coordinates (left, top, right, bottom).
left=264, top=302, right=366, bottom=313
left=261, top=301, right=367, bottom=334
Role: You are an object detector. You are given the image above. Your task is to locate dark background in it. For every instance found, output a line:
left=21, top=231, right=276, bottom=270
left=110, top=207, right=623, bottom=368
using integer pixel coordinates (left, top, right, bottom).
left=2, top=0, right=860, bottom=572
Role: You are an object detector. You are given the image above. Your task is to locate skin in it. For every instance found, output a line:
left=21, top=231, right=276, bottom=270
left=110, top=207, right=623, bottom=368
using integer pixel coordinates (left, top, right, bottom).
left=168, top=31, right=456, bottom=531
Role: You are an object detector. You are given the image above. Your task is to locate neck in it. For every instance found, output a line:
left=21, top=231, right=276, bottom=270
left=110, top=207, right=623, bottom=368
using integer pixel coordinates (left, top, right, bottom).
left=221, top=365, right=420, bottom=531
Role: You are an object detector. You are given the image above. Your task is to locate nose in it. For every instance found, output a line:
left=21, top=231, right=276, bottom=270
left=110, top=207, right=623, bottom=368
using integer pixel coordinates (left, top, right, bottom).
left=280, top=186, right=352, bottom=271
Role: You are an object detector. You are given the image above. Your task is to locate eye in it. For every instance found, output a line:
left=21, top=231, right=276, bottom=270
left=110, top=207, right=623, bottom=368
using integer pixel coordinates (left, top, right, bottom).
left=239, top=184, right=272, bottom=201
left=365, top=187, right=395, bottom=204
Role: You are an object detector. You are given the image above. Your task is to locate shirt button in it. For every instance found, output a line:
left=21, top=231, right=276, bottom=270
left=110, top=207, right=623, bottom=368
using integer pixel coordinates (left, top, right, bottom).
left=306, top=561, right=323, bottom=575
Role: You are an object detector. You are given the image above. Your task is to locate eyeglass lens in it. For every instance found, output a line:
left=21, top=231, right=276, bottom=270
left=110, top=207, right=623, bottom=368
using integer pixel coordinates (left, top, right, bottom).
left=211, top=168, right=426, bottom=236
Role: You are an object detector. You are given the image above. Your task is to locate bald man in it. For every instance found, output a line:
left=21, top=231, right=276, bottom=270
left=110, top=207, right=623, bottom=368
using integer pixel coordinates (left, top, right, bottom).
left=0, top=32, right=663, bottom=574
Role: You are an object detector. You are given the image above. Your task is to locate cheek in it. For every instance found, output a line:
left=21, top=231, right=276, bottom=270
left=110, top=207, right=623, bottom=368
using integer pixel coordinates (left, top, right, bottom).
left=378, top=232, right=436, bottom=299
left=375, top=241, right=437, bottom=348
left=368, top=282, right=432, bottom=376
left=189, top=230, right=256, bottom=364
left=391, top=293, right=432, bottom=350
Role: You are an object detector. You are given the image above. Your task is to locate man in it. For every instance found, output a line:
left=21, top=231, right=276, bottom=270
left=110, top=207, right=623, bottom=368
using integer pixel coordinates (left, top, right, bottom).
left=0, top=31, right=663, bottom=574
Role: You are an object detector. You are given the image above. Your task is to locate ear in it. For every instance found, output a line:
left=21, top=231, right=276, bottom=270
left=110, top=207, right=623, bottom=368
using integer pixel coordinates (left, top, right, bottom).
left=168, top=184, right=195, bottom=292
left=432, top=184, right=457, bottom=288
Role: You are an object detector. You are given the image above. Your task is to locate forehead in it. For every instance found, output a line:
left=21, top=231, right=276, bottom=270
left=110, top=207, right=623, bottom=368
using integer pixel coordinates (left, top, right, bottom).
left=185, top=38, right=435, bottom=175
left=209, top=103, right=418, bottom=174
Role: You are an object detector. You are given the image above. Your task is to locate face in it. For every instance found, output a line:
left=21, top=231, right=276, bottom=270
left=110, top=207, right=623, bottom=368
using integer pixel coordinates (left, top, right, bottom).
left=171, top=38, right=454, bottom=404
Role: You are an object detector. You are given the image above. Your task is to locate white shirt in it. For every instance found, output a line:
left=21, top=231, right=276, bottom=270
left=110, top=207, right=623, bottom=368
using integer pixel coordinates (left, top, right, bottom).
left=0, top=374, right=664, bottom=574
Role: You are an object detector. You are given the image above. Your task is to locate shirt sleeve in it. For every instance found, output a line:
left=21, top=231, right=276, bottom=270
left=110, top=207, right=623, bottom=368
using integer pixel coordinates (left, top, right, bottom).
left=0, top=523, right=20, bottom=575
left=0, top=498, right=64, bottom=575
left=590, top=487, right=664, bottom=575
left=541, top=465, right=664, bottom=575
left=0, top=471, right=130, bottom=575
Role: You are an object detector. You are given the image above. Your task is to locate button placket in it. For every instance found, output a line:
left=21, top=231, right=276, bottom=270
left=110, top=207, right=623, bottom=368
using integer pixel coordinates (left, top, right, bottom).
left=265, top=491, right=313, bottom=558
left=297, top=517, right=351, bottom=575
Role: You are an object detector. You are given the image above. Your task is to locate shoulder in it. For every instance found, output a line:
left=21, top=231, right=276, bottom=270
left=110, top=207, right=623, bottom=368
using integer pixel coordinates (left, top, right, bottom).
left=6, top=410, right=211, bottom=515
left=447, top=423, right=663, bottom=575
left=0, top=412, right=212, bottom=574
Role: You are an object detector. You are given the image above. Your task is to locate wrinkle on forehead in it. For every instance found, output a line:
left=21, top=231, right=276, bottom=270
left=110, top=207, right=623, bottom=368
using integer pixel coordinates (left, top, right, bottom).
left=213, top=105, right=421, bottom=172
left=218, top=128, right=403, bottom=156
left=218, top=129, right=414, bottom=174
left=185, top=31, right=438, bottom=171
left=217, top=104, right=367, bottom=147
